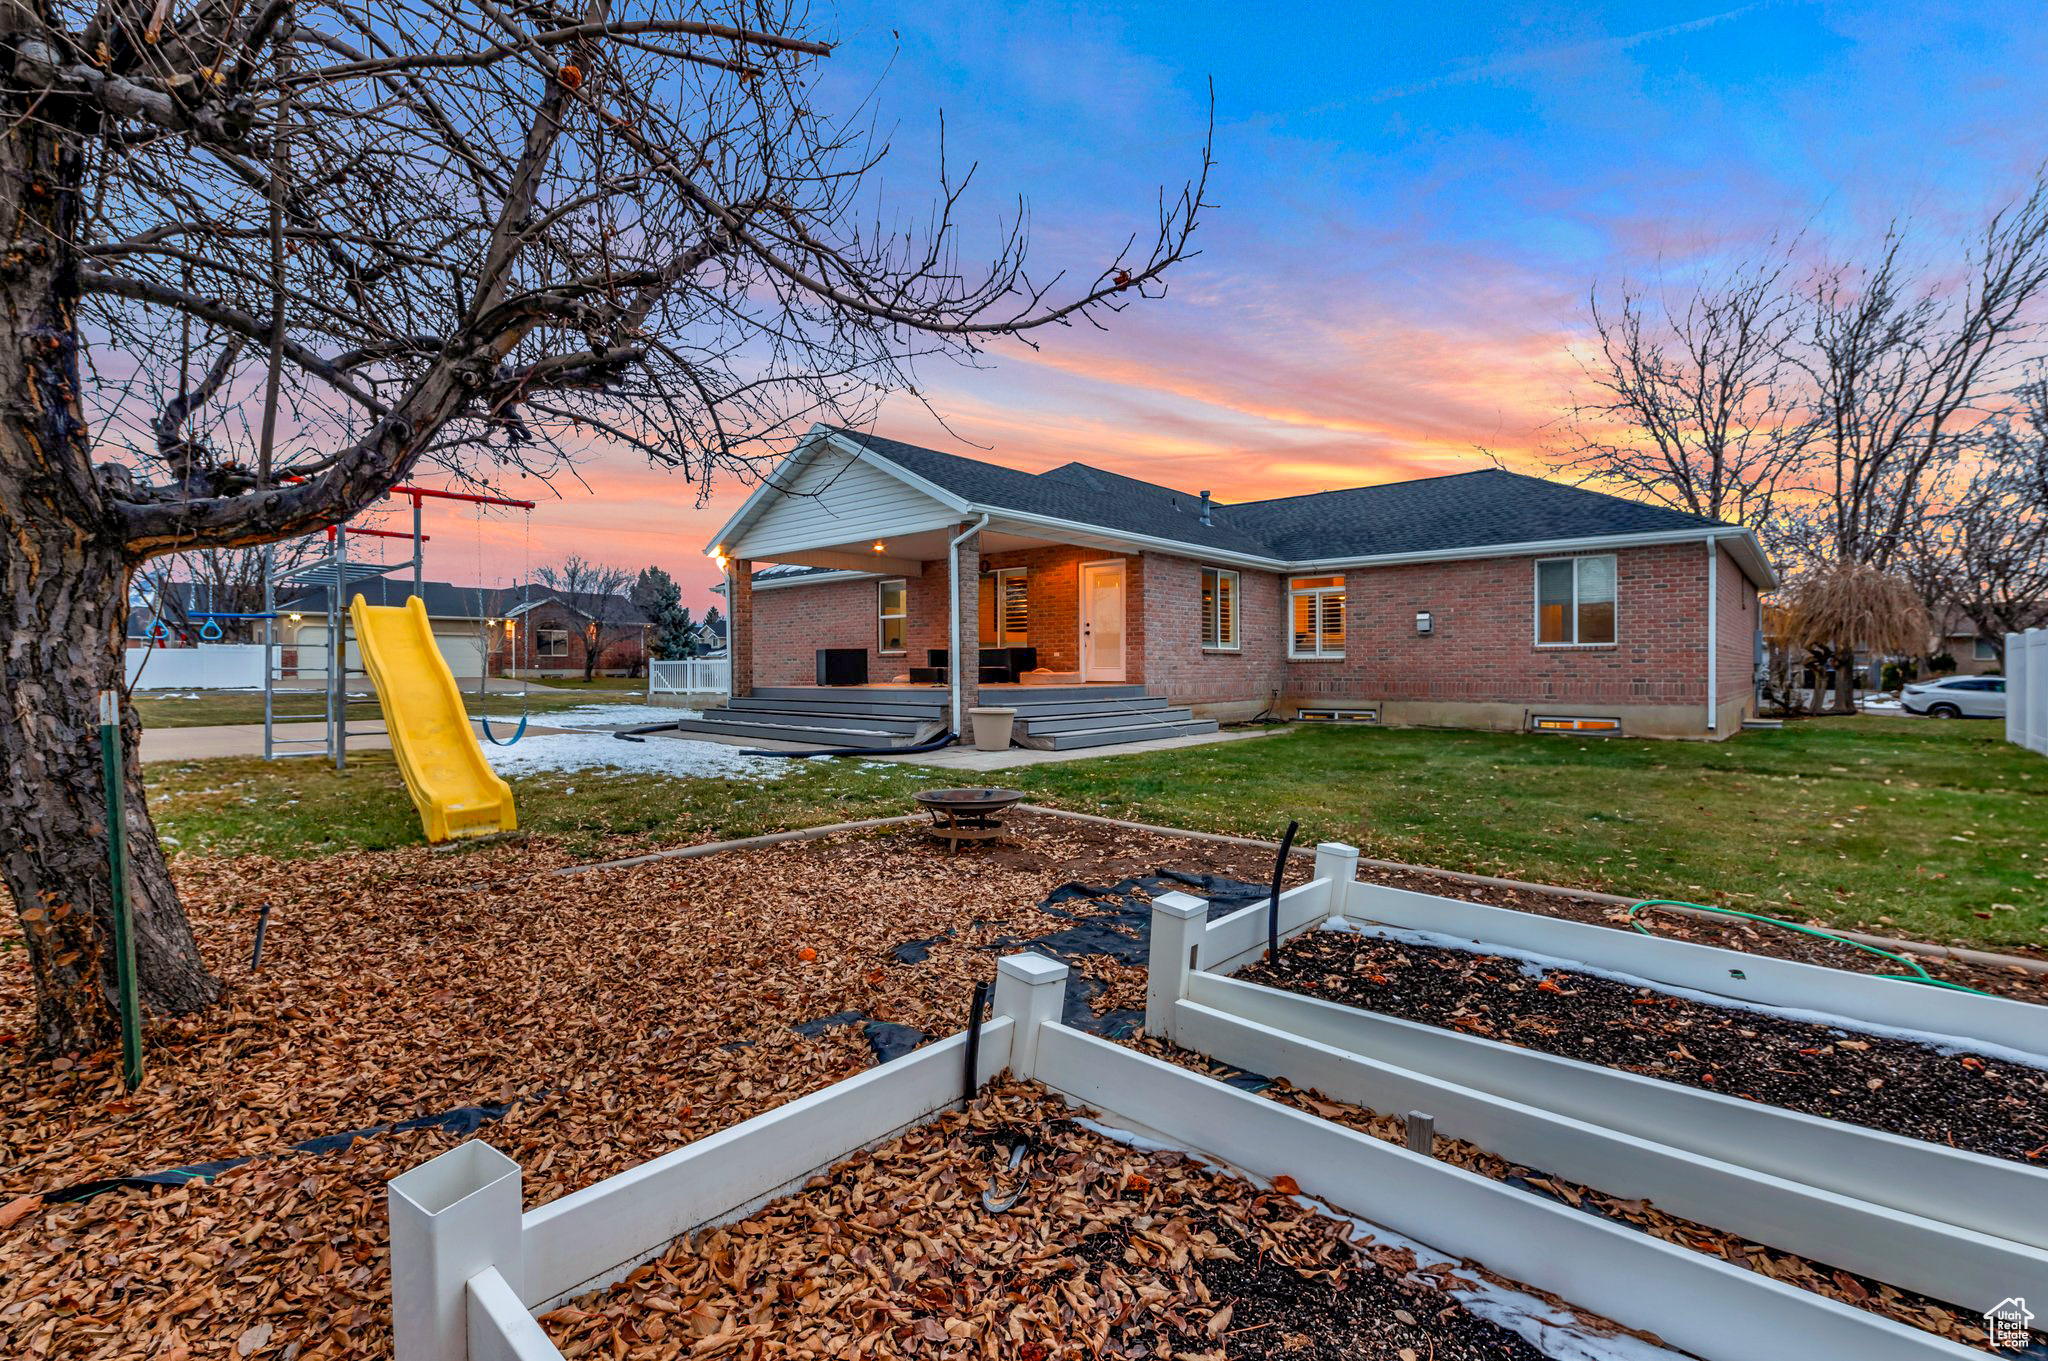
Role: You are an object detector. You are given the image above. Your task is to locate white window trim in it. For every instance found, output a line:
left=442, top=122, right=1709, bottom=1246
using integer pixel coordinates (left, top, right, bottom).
left=1288, top=576, right=1345, bottom=660
left=877, top=577, right=908, bottom=655
left=1533, top=555, right=1618, bottom=649
left=1201, top=566, right=1241, bottom=652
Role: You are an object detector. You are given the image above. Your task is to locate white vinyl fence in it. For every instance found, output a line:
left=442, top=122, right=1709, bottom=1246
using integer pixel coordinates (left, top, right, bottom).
left=125, top=642, right=268, bottom=690
left=394, top=925, right=1989, bottom=1361
left=2009, top=627, right=2046, bottom=756
left=648, top=657, right=728, bottom=703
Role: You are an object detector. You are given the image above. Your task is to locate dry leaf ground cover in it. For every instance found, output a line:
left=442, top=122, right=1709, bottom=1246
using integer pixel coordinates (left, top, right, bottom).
left=0, top=815, right=1287, bottom=1361
left=542, top=1081, right=1581, bottom=1361
left=6, top=808, right=2043, bottom=1360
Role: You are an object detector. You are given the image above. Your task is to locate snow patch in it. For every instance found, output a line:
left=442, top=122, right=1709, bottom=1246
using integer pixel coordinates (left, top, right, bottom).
left=484, top=731, right=782, bottom=781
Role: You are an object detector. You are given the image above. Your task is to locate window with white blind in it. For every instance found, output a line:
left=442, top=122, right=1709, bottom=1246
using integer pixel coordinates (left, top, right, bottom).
left=1200, top=568, right=1239, bottom=650
left=877, top=578, right=908, bottom=654
left=1289, top=575, right=1344, bottom=659
left=977, top=568, right=1028, bottom=647
left=1535, top=555, right=1617, bottom=646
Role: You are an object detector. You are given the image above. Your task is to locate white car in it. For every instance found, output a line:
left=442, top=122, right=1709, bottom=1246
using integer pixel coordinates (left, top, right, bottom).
left=1899, top=675, right=2007, bottom=719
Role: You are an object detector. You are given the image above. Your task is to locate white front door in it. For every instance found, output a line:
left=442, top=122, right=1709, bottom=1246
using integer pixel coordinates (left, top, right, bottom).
left=1079, top=561, right=1127, bottom=682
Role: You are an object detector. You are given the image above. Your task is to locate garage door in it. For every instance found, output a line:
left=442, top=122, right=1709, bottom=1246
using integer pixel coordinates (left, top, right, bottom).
left=290, top=625, right=358, bottom=680
left=433, top=630, right=486, bottom=679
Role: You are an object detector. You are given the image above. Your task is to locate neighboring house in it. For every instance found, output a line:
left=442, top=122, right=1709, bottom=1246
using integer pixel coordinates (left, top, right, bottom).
left=702, top=426, right=1776, bottom=742
left=278, top=577, right=651, bottom=679
left=1931, top=609, right=2015, bottom=675
left=278, top=577, right=512, bottom=679
left=498, top=585, right=652, bottom=677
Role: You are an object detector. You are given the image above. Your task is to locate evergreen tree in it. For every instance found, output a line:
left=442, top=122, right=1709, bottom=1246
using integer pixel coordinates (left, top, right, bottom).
left=631, top=567, right=695, bottom=660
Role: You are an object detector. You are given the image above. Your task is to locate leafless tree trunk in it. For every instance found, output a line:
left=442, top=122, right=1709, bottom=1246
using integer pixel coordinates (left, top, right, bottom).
left=0, top=1, right=1211, bottom=1053
left=535, top=555, right=636, bottom=681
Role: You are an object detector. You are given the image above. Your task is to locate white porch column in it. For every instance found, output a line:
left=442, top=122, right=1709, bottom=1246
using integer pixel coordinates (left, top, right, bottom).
left=947, top=518, right=986, bottom=734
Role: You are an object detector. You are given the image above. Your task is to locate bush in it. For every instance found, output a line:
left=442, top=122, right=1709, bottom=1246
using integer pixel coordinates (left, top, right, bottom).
left=1926, top=651, right=1957, bottom=675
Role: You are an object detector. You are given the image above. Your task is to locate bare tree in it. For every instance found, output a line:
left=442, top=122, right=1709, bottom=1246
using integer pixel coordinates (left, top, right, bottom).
left=135, top=539, right=323, bottom=647
left=0, top=2, right=1211, bottom=1052
left=1548, top=248, right=1814, bottom=535
left=534, top=555, right=637, bottom=680
left=1909, top=374, right=2048, bottom=664
left=1790, top=178, right=2048, bottom=708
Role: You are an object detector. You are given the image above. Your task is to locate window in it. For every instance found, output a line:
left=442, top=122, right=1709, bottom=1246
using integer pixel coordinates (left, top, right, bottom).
left=977, top=568, right=1028, bottom=647
left=1200, top=568, right=1240, bottom=650
left=1535, top=555, right=1617, bottom=646
left=1289, top=575, right=1344, bottom=659
left=1973, top=637, right=1998, bottom=661
left=877, top=578, right=908, bottom=654
left=1532, top=715, right=1622, bottom=735
left=536, top=627, right=569, bottom=657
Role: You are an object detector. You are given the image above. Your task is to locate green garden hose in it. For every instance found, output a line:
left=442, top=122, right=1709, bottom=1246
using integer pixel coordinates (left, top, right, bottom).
left=1625, top=899, right=1997, bottom=997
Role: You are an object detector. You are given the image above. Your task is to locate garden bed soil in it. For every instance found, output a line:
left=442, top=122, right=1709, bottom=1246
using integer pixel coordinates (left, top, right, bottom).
left=1320, top=851, right=2048, bottom=1006
left=542, top=1082, right=1605, bottom=1361
left=1237, top=929, right=2048, bottom=1164
left=1125, top=1035, right=2023, bottom=1352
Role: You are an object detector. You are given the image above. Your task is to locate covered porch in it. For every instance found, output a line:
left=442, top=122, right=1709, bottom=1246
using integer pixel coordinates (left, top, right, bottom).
left=720, top=522, right=1146, bottom=731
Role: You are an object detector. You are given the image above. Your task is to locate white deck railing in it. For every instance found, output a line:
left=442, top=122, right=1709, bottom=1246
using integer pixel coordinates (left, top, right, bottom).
left=647, top=657, right=728, bottom=700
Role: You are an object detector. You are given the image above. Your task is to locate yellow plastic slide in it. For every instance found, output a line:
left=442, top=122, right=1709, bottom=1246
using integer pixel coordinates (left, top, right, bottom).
left=349, top=594, right=517, bottom=843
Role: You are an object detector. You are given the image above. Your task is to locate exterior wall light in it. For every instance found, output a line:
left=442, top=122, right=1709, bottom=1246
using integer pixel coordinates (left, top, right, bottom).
left=872, top=541, right=886, bottom=553
left=1415, top=611, right=1434, bottom=635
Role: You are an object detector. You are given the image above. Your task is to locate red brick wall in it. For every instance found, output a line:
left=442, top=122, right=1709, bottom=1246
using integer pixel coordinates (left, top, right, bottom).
left=494, top=602, right=647, bottom=675
left=747, top=541, right=1748, bottom=730
left=980, top=544, right=1144, bottom=679
left=1716, top=545, right=1758, bottom=709
left=1274, top=543, right=1710, bottom=708
left=1140, top=552, right=1288, bottom=705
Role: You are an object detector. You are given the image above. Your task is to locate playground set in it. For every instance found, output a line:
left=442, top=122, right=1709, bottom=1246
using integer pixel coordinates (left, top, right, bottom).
left=155, top=481, right=539, bottom=844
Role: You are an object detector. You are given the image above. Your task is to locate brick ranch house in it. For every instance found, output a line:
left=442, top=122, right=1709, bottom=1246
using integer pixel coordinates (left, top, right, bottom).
left=699, top=426, right=1774, bottom=746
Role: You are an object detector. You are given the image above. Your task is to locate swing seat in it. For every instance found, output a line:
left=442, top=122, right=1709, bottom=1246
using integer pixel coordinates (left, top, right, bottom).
left=479, top=710, right=529, bottom=746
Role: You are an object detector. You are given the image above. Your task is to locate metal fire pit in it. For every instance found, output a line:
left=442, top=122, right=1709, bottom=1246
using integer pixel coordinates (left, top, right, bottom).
left=914, top=787, right=1026, bottom=853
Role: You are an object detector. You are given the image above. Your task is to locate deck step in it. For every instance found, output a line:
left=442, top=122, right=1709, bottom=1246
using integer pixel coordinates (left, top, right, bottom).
left=1014, top=707, right=1197, bottom=736
left=720, top=700, right=939, bottom=727
left=670, top=716, right=934, bottom=748
left=1015, top=719, right=1219, bottom=751
left=1002, top=697, right=1176, bottom=720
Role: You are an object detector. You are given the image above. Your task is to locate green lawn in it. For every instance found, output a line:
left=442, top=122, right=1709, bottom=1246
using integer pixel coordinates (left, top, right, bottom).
left=143, top=719, right=2048, bottom=950
left=133, top=683, right=650, bottom=729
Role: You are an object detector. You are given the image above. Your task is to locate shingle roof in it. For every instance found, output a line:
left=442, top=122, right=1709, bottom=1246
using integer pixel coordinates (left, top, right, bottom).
left=279, top=576, right=647, bottom=625
left=828, top=428, right=1735, bottom=563
left=830, top=429, right=1276, bottom=558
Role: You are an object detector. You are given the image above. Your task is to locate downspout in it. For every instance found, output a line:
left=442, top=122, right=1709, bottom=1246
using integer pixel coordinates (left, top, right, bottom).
left=949, top=514, right=991, bottom=736
left=1705, top=535, right=1720, bottom=733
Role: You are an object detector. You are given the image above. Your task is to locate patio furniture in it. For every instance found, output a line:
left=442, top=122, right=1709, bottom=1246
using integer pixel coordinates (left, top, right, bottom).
left=815, top=648, right=869, bottom=686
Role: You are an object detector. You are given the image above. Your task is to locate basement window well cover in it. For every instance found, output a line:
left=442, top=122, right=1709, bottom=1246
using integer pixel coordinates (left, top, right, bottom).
left=1298, top=708, right=1378, bottom=723
left=1531, top=715, right=1622, bottom=734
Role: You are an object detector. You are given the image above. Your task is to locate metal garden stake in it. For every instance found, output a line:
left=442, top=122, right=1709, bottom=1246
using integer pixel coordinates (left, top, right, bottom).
left=97, top=690, right=144, bottom=1091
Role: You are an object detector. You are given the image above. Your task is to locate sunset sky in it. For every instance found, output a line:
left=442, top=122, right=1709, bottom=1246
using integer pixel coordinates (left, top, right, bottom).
left=386, top=1, right=2048, bottom=610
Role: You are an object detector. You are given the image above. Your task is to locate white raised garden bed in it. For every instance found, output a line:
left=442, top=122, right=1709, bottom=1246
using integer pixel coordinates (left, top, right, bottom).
left=393, top=947, right=1984, bottom=1361
left=1143, top=842, right=2048, bottom=1320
